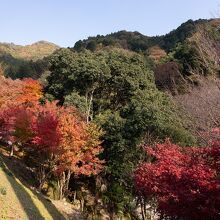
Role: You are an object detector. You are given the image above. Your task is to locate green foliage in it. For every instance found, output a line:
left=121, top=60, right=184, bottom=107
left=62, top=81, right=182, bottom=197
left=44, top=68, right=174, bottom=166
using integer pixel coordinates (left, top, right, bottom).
left=73, top=31, right=162, bottom=52
left=0, top=54, right=50, bottom=79
left=46, top=48, right=195, bottom=214
left=102, top=182, right=133, bottom=212
left=203, top=20, right=220, bottom=40
left=161, top=20, right=220, bottom=79
left=64, top=92, right=87, bottom=113
left=73, top=19, right=208, bottom=53
left=170, top=41, right=217, bottom=77
left=172, top=43, right=200, bottom=76
left=160, top=19, right=200, bottom=51
left=122, top=90, right=196, bottom=146
left=9, top=59, right=48, bottom=79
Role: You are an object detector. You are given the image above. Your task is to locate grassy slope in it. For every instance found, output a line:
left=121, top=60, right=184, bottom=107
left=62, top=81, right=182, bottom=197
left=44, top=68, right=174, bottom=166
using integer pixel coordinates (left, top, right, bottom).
left=0, top=156, right=66, bottom=220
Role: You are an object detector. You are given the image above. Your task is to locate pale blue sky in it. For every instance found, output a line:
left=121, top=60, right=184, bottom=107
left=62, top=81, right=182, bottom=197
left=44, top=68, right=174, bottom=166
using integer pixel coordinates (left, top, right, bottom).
left=0, top=0, right=219, bottom=47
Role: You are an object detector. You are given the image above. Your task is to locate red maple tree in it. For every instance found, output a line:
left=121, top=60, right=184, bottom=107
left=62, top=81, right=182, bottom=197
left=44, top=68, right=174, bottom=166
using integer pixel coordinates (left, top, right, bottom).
left=134, top=140, right=220, bottom=220
left=29, top=102, right=104, bottom=197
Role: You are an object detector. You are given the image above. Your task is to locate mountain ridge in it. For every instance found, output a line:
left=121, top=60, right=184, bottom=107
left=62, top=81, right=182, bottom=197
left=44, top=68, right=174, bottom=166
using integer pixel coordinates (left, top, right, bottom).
left=1, top=18, right=220, bottom=81
left=0, top=40, right=60, bottom=61
left=73, top=18, right=211, bottom=52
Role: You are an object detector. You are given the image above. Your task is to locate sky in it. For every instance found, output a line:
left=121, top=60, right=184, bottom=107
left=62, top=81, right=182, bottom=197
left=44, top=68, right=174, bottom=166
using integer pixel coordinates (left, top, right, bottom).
left=0, top=0, right=219, bottom=47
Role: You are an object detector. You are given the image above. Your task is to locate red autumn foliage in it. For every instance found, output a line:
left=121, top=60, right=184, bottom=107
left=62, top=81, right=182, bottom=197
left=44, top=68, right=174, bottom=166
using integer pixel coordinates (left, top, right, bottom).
left=56, top=107, right=88, bottom=174
left=0, top=76, right=103, bottom=199
left=30, top=101, right=104, bottom=177
left=0, top=77, right=22, bottom=108
left=134, top=140, right=220, bottom=220
left=30, top=102, right=104, bottom=197
left=0, top=106, right=35, bottom=145
left=0, top=107, right=17, bottom=143
left=31, top=102, right=61, bottom=153
left=0, top=100, right=104, bottom=197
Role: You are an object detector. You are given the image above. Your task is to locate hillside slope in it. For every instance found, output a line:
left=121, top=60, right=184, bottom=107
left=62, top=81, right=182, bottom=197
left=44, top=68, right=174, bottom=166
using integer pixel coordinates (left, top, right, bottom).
left=73, top=19, right=207, bottom=52
left=0, top=156, right=66, bottom=219
left=73, top=18, right=220, bottom=80
left=0, top=152, right=83, bottom=220
left=0, top=41, right=59, bottom=79
left=0, top=41, right=59, bottom=61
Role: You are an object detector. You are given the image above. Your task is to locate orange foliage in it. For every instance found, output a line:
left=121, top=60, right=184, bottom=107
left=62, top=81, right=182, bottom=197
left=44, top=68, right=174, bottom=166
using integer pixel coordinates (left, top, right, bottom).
left=148, top=45, right=167, bottom=62
left=30, top=101, right=104, bottom=177
left=0, top=76, right=42, bottom=108
left=0, top=77, right=103, bottom=196
left=57, top=109, right=87, bottom=173
left=0, top=76, right=23, bottom=108
left=18, top=79, right=43, bottom=104
left=58, top=112, right=104, bottom=176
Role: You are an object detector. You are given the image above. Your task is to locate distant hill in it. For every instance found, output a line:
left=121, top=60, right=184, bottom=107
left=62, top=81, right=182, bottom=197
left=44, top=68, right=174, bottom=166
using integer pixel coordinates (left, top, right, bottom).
left=2, top=18, right=220, bottom=82
left=0, top=41, right=59, bottom=61
left=73, top=19, right=207, bottom=53
left=0, top=41, right=60, bottom=79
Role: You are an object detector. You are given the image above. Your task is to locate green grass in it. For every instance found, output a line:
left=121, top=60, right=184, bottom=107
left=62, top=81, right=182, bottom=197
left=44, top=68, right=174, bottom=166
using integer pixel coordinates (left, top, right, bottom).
left=0, top=157, right=66, bottom=220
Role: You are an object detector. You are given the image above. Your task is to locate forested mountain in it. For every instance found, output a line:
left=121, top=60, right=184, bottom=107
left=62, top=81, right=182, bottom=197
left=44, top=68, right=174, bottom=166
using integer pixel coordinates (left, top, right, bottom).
left=0, top=41, right=59, bottom=79
left=71, top=19, right=220, bottom=97
left=73, top=19, right=207, bottom=52
left=0, top=41, right=59, bottom=60
left=2, top=18, right=220, bottom=82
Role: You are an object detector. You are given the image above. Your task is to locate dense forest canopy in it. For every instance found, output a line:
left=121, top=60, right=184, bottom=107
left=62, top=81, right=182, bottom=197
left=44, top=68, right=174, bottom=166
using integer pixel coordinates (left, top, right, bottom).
left=44, top=48, right=196, bottom=214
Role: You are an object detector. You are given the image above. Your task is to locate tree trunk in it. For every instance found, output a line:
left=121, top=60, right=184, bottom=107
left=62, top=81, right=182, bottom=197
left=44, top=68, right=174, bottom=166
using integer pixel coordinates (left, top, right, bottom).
left=9, top=144, right=14, bottom=157
left=58, top=170, right=72, bottom=200
left=38, top=166, right=46, bottom=190
left=73, top=190, right=77, bottom=202
left=85, top=89, right=94, bottom=123
left=80, top=198, right=84, bottom=212
left=66, top=170, right=71, bottom=191
left=140, top=197, right=147, bottom=220
left=58, top=172, right=65, bottom=200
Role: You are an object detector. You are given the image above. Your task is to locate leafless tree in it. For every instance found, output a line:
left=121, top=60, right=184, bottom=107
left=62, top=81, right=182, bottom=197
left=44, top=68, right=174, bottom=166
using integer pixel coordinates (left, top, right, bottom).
left=174, top=77, right=220, bottom=144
